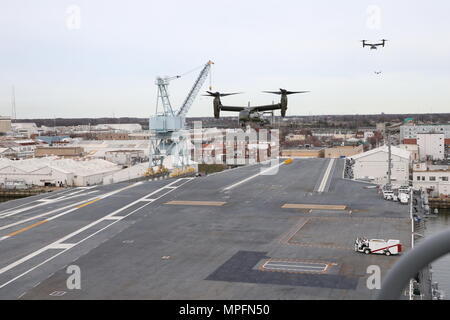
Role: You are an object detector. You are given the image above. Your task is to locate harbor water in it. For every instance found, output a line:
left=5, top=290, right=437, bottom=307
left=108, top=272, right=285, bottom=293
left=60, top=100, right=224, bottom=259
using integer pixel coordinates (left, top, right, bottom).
left=424, top=208, right=450, bottom=300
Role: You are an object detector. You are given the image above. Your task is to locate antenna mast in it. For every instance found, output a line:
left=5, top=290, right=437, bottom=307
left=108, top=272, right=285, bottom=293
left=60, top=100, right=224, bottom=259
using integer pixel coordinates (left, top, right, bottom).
left=11, top=85, right=17, bottom=122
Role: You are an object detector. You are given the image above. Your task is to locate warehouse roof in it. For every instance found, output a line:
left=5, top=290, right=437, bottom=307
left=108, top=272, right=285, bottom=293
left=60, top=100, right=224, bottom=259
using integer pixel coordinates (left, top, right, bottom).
left=0, top=157, right=120, bottom=177
left=350, top=145, right=410, bottom=160
left=93, top=124, right=142, bottom=132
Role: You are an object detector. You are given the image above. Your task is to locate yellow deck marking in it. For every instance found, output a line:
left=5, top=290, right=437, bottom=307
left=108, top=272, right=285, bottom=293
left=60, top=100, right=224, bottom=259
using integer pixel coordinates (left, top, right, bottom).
left=76, top=198, right=101, bottom=208
left=6, top=220, right=48, bottom=237
left=165, top=200, right=226, bottom=206
left=281, top=204, right=347, bottom=210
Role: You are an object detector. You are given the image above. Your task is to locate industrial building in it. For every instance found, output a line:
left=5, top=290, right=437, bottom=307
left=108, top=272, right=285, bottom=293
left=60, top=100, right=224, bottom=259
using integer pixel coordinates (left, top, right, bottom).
left=324, top=145, right=363, bottom=158
left=35, top=146, right=84, bottom=158
left=0, top=147, right=16, bottom=158
left=401, top=134, right=449, bottom=160
left=413, top=162, right=450, bottom=196
left=94, top=132, right=131, bottom=140
left=281, top=148, right=324, bottom=158
left=11, top=122, right=40, bottom=138
left=285, top=133, right=306, bottom=141
left=0, top=139, right=42, bottom=159
left=35, top=136, right=71, bottom=145
left=93, top=123, right=143, bottom=132
left=105, top=149, right=146, bottom=166
left=0, top=117, right=12, bottom=134
left=400, top=124, right=450, bottom=140
left=350, top=145, right=410, bottom=186
left=66, top=140, right=150, bottom=158
left=417, top=133, right=445, bottom=161
left=399, top=144, right=419, bottom=161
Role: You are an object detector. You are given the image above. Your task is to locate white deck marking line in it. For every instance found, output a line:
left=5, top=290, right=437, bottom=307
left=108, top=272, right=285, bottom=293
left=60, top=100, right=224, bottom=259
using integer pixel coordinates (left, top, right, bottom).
left=47, top=243, right=75, bottom=250
left=0, top=180, right=189, bottom=288
left=102, top=216, right=124, bottom=220
left=45, top=208, right=83, bottom=222
left=313, top=160, right=327, bottom=192
left=165, top=200, right=226, bottom=206
left=317, top=159, right=335, bottom=193
left=138, top=190, right=173, bottom=204
left=0, top=189, right=75, bottom=216
left=0, top=198, right=65, bottom=219
left=262, top=260, right=328, bottom=272
left=265, top=263, right=326, bottom=269
left=223, top=162, right=284, bottom=191
left=265, top=265, right=325, bottom=271
left=51, top=189, right=99, bottom=200
left=281, top=204, right=347, bottom=210
left=0, top=178, right=192, bottom=289
left=47, top=188, right=93, bottom=199
left=0, top=203, right=50, bottom=219
left=263, top=266, right=324, bottom=273
left=0, top=182, right=142, bottom=235
left=0, top=200, right=93, bottom=232
left=0, top=190, right=99, bottom=219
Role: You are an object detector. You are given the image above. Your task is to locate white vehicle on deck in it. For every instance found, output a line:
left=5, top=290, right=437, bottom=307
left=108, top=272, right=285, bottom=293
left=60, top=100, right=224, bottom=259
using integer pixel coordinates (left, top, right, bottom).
left=354, top=238, right=402, bottom=256
left=398, top=185, right=411, bottom=194
left=382, top=190, right=397, bottom=201
left=399, top=192, right=409, bottom=204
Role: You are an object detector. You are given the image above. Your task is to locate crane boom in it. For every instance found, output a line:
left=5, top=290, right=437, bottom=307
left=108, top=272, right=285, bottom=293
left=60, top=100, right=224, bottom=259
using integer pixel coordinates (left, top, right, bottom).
left=149, top=60, right=213, bottom=169
left=176, top=60, right=213, bottom=117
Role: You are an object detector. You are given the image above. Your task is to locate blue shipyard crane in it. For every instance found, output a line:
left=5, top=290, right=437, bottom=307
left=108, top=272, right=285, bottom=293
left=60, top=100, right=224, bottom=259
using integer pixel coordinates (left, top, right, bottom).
left=149, top=60, right=213, bottom=168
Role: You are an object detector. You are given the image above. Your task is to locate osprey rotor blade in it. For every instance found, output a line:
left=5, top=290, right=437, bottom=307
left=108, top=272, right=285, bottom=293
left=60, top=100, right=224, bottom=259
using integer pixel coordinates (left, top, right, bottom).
left=203, top=91, right=242, bottom=97
left=262, top=91, right=282, bottom=95
left=285, top=90, right=310, bottom=95
left=220, top=92, right=242, bottom=97
left=263, top=89, right=309, bottom=95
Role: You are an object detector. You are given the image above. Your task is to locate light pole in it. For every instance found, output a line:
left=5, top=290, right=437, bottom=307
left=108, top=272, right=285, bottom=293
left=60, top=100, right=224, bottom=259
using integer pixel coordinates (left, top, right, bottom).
left=387, top=129, right=392, bottom=188
left=409, top=186, right=414, bottom=300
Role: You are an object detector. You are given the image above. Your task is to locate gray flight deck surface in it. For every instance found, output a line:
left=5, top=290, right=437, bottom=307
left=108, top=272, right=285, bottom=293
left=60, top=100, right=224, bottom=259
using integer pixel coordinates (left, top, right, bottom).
left=0, top=159, right=411, bottom=300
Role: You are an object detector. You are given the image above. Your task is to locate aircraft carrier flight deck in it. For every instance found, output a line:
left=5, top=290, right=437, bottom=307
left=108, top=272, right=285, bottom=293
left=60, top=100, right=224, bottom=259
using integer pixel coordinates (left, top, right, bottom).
left=0, top=159, right=411, bottom=300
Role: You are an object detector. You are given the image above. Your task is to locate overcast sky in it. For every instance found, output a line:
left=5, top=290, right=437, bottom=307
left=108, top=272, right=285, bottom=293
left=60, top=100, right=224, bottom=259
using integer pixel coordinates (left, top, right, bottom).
left=1, top=0, right=450, bottom=119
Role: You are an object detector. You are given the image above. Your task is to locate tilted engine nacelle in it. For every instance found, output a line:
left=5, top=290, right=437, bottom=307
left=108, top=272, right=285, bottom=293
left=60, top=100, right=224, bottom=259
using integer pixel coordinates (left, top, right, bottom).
left=281, top=105, right=287, bottom=117
left=213, top=99, right=221, bottom=118
left=203, top=91, right=241, bottom=119
left=263, top=89, right=309, bottom=118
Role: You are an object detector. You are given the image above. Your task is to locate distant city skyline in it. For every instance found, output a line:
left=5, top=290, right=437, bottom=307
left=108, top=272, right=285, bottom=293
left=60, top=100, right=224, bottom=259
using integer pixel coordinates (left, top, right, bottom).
left=1, top=0, right=450, bottom=119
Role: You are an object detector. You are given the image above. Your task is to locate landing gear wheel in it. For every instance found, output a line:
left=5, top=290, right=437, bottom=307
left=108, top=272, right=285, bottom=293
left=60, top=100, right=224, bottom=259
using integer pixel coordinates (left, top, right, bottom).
left=385, top=251, right=391, bottom=256
left=364, top=249, right=371, bottom=254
